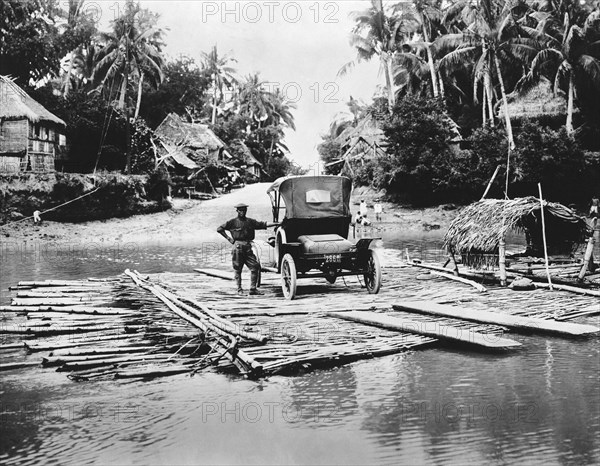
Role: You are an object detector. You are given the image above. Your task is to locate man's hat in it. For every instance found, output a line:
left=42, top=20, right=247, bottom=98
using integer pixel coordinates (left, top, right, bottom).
left=234, top=203, right=249, bottom=209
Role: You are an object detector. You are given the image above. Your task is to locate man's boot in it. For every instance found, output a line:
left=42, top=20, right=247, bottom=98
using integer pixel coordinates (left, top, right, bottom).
left=249, top=270, right=262, bottom=295
left=235, top=270, right=244, bottom=295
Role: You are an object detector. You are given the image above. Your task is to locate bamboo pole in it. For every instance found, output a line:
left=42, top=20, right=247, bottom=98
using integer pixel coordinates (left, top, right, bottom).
left=578, top=236, right=595, bottom=282
left=481, top=165, right=501, bottom=200
left=430, top=271, right=487, bottom=292
left=538, top=183, right=553, bottom=290
left=499, top=238, right=507, bottom=286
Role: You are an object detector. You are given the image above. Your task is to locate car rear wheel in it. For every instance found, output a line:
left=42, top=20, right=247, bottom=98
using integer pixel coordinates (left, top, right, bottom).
left=363, top=249, right=382, bottom=294
left=281, top=253, right=297, bottom=300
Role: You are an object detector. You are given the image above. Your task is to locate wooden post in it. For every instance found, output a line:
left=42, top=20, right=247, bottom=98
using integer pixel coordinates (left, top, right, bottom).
left=538, top=183, right=553, bottom=290
left=450, top=252, right=459, bottom=276
left=578, top=236, right=595, bottom=282
left=481, top=165, right=501, bottom=200
left=499, top=238, right=507, bottom=286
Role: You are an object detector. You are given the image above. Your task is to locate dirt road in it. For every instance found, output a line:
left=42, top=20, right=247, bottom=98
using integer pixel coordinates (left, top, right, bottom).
left=1, top=182, right=453, bottom=245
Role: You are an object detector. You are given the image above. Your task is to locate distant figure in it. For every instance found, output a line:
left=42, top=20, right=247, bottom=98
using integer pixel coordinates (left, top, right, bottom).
left=590, top=196, right=599, bottom=218
left=361, top=214, right=372, bottom=227
left=374, top=199, right=383, bottom=221
left=359, top=199, right=367, bottom=217
left=354, top=212, right=363, bottom=225
left=591, top=196, right=599, bottom=228
left=33, top=210, right=42, bottom=224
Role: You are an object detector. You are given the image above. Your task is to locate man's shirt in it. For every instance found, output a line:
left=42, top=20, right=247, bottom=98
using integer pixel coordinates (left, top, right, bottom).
left=218, top=217, right=267, bottom=241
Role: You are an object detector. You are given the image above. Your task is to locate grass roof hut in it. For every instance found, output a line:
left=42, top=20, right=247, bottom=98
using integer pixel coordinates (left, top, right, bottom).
left=0, top=75, right=66, bottom=172
left=444, top=197, right=589, bottom=269
left=497, top=78, right=576, bottom=123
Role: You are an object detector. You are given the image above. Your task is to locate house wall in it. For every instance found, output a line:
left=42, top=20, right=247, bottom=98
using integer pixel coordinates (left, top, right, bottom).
left=28, top=121, right=57, bottom=157
left=0, top=155, right=23, bottom=173
left=0, top=119, right=28, bottom=154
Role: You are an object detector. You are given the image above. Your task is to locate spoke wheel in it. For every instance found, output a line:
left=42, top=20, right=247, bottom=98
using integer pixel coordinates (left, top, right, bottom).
left=363, top=249, right=382, bottom=294
left=281, top=253, right=297, bottom=300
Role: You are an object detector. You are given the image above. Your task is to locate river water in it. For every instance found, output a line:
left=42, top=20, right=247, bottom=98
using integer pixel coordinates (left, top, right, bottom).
left=1, top=222, right=599, bottom=465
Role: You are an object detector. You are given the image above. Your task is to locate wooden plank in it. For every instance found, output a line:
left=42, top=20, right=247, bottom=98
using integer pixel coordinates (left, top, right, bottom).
left=392, top=301, right=600, bottom=336
left=328, top=311, right=521, bottom=350
left=193, top=268, right=233, bottom=280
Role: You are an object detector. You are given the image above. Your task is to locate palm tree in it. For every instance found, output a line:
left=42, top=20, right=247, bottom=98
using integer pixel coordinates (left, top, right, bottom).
left=517, top=6, right=600, bottom=134
left=93, top=0, right=164, bottom=115
left=437, top=0, right=541, bottom=149
left=92, top=0, right=164, bottom=172
left=340, top=0, right=409, bottom=112
left=238, top=74, right=272, bottom=127
left=396, top=0, right=443, bottom=98
left=200, top=45, right=239, bottom=124
left=60, top=0, right=96, bottom=97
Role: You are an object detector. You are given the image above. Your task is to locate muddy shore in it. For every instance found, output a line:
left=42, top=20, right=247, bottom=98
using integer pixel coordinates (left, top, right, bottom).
left=0, top=183, right=458, bottom=245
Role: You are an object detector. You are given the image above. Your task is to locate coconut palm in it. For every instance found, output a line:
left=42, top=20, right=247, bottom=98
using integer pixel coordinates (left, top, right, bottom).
left=340, top=0, right=411, bottom=112
left=517, top=6, right=600, bottom=134
left=92, top=0, right=164, bottom=116
left=200, top=46, right=239, bottom=124
left=237, top=74, right=272, bottom=127
left=437, top=0, right=541, bottom=149
left=60, top=0, right=96, bottom=97
left=394, top=0, right=444, bottom=98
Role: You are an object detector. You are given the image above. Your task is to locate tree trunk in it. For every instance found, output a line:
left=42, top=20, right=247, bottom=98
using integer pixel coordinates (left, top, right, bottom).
left=134, top=70, right=144, bottom=120
left=63, top=51, right=75, bottom=97
left=384, top=53, right=395, bottom=113
left=211, top=91, right=217, bottom=125
left=118, top=73, right=127, bottom=110
left=420, top=21, right=439, bottom=98
left=437, top=70, right=445, bottom=100
left=566, top=73, right=574, bottom=135
left=482, top=86, right=487, bottom=126
left=123, top=64, right=131, bottom=174
left=494, top=55, right=514, bottom=150
left=485, top=71, right=494, bottom=126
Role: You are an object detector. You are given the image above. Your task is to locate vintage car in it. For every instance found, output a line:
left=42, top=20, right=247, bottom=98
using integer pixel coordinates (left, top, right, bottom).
left=266, top=175, right=382, bottom=299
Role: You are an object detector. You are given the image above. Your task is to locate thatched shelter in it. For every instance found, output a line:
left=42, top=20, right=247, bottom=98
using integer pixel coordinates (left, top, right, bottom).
left=0, top=75, right=66, bottom=172
left=444, top=197, right=589, bottom=268
left=155, top=113, right=231, bottom=163
left=498, top=78, right=575, bottom=121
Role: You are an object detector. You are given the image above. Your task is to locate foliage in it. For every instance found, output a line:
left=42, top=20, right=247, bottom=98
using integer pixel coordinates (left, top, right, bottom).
left=378, top=96, right=455, bottom=203
left=0, top=0, right=66, bottom=84
left=140, top=56, right=211, bottom=128
left=511, top=122, right=588, bottom=203
left=317, top=136, right=342, bottom=174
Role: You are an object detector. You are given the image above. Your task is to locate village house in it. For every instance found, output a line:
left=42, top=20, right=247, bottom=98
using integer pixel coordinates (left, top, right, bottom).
left=154, top=113, right=231, bottom=164
left=0, top=75, right=66, bottom=173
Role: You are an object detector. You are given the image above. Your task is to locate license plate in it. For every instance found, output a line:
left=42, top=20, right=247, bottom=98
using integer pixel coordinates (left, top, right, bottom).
left=325, top=254, right=341, bottom=263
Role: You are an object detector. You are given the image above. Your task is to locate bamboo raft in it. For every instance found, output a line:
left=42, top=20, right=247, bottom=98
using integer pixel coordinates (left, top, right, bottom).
left=1, top=251, right=598, bottom=381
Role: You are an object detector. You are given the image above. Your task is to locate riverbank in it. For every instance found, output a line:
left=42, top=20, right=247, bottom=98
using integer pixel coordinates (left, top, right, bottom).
left=0, top=172, right=169, bottom=226
left=0, top=183, right=458, bottom=245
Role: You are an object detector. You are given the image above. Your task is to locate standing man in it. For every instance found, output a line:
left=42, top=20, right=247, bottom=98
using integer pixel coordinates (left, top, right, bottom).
left=359, top=199, right=367, bottom=217
left=374, top=199, right=383, bottom=222
left=217, top=203, right=278, bottom=295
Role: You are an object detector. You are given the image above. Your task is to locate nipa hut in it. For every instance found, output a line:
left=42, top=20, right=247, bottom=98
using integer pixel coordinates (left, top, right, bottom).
left=0, top=75, right=66, bottom=173
left=154, top=113, right=231, bottom=163
left=444, top=197, right=589, bottom=269
left=498, top=77, right=576, bottom=122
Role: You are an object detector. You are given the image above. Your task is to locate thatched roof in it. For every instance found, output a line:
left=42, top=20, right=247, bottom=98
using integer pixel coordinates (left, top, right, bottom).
left=159, top=142, right=199, bottom=170
left=0, top=75, right=65, bottom=126
left=155, top=113, right=226, bottom=151
left=498, top=78, right=575, bottom=120
left=334, top=115, right=386, bottom=149
left=444, top=197, right=588, bottom=254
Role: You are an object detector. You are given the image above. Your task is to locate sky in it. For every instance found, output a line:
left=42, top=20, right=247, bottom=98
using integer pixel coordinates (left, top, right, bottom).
left=101, top=1, right=383, bottom=172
